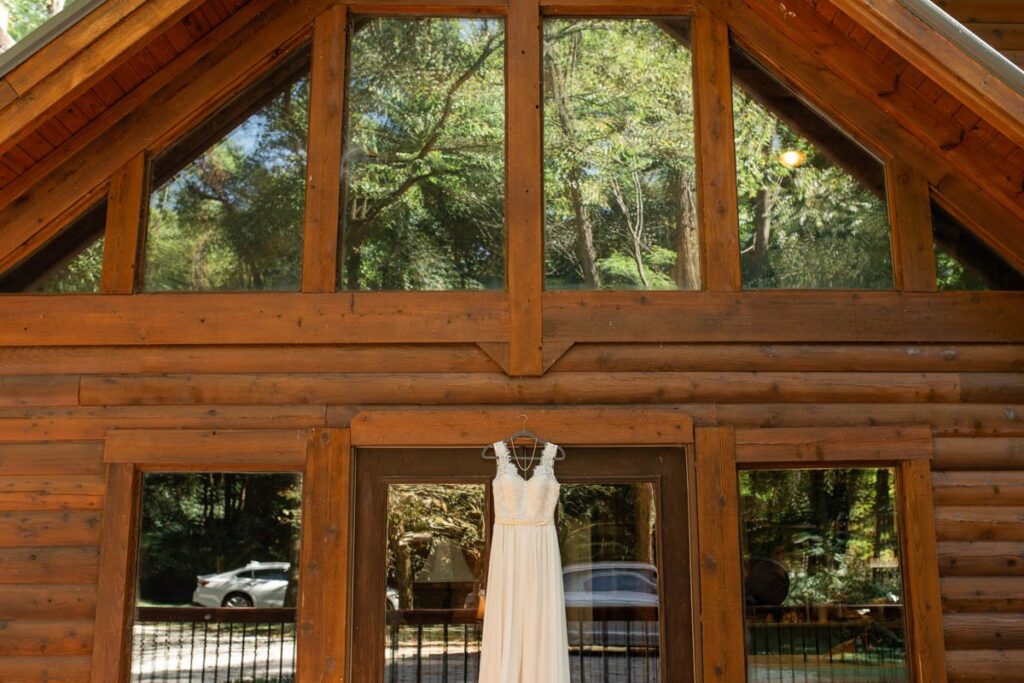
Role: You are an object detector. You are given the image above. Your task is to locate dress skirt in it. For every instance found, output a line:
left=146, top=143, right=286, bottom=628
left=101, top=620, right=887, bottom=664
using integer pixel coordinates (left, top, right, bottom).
left=478, top=521, right=571, bottom=683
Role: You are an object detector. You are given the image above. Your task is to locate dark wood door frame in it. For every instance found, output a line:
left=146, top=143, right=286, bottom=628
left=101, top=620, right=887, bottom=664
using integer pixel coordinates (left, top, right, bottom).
left=350, top=446, right=695, bottom=682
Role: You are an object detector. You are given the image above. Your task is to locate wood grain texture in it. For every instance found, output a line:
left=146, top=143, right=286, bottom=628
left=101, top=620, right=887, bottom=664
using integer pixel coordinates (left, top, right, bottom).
left=100, top=153, right=147, bottom=294
left=938, top=541, right=1024, bottom=577
left=0, top=406, right=325, bottom=442
left=0, top=511, right=102, bottom=547
left=943, top=576, right=1024, bottom=612
left=944, top=612, right=1024, bottom=649
left=296, top=428, right=350, bottom=681
left=543, top=291, right=1024, bottom=343
left=934, top=437, right=1024, bottom=470
left=351, top=406, right=694, bottom=445
left=0, top=547, right=100, bottom=584
left=936, top=506, right=1024, bottom=541
left=89, top=464, right=140, bottom=683
left=693, top=8, right=741, bottom=291
left=505, top=0, right=543, bottom=376
left=301, top=5, right=346, bottom=293
left=900, top=458, right=948, bottom=681
left=694, top=427, right=744, bottom=683
left=947, top=649, right=1024, bottom=681
left=0, top=344, right=501, bottom=375
left=104, top=428, right=308, bottom=466
left=0, top=376, right=79, bottom=407
left=0, top=656, right=91, bottom=683
left=0, top=443, right=104, bottom=475
left=0, top=475, right=106, bottom=511
left=76, top=370, right=980, bottom=406
left=888, top=158, right=938, bottom=292
left=0, top=292, right=507, bottom=346
left=735, top=426, right=933, bottom=463
left=933, top=472, right=1024, bottom=506
left=0, top=620, right=93, bottom=656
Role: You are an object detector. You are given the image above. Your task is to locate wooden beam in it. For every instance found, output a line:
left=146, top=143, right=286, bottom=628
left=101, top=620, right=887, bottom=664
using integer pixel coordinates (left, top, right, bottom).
left=89, top=463, right=141, bottom=683
left=543, top=291, right=1024, bottom=343
left=887, top=158, right=938, bottom=292
left=505, top=0, right=544, bottom=376
left=830, top=0, right=1024, bottom=152
left=0, top=292, right=508, bottom=346
left=297, top=428, right=350, bottom=682
left=735, top=426, right=933, bottom=463
left=899, top=457, right=949, bottom=683
left=694, top=426, right=744, bottom=683
left=692, top=7, right=741, bottom=291
left=101, top=153, right=147, bottom=294
left=104, top=429, right=309, bottom=467
left=302, top=6, right=347, bottom=293
left=351, top=406, right=694, bottom=445
left=78, top=370, right=970, bottom=406
left=540, top=0, right=696, bottom=14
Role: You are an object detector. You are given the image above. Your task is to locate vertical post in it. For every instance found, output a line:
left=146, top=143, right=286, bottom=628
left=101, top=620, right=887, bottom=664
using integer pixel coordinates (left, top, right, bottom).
left=91, top=463, right=142, bottom=683
left=302, top=5, right=347, bottom=293
left=506, top=0, right=544, bottom=376
left=297, top=427, right=352, bottom=681
left=887, top=158, right=938, bottom=291
left=694, top=427, right=745, bottom=683
left=898, top=457, right=948, bottom=682
left=101, top=153, right=147, bottom=293
left=693, top=8, right=741, bottom=292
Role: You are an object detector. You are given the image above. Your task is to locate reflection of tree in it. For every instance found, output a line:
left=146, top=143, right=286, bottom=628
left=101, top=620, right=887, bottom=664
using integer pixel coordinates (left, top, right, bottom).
left=386, top=485, right=485, bottom=608
left=558, top=484, right=655, bottom=566
left=740, top=469, right=902, bottom=607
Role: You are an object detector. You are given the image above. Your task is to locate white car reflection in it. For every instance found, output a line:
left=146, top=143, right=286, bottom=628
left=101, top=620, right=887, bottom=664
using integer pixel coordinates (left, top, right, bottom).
left=562, top=562, right=659, bottom=648
left=193, top=561, right=291, bottom=608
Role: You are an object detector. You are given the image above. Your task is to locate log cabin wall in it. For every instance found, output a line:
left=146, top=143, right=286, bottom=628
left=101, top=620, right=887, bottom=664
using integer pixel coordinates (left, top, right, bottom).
left=1, top=0, right=1023, bottom=681
left=1, top=341, right=1023, bottom=681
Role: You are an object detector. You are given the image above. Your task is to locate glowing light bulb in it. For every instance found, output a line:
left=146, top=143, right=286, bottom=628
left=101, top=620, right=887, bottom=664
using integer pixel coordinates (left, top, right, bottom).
left=778, top=149, right=807, bottom=169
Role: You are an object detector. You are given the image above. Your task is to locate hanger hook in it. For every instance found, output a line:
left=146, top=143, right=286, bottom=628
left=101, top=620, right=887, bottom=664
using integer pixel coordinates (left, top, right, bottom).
left=519, top=413, right=528, bottom=430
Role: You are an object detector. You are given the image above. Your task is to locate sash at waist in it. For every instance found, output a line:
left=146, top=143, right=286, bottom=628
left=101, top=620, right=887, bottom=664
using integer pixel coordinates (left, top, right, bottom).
left=495, top=517, right=552, bottom=527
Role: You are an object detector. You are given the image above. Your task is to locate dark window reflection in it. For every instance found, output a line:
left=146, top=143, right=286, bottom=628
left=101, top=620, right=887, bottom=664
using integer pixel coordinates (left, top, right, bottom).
left=933, top=201, right=1024, bottom=291
left=740, top=469, right=908, bottom=682
left=0, top=200, right=106, bottom=293
left=132, top=472, right=303, bottom=682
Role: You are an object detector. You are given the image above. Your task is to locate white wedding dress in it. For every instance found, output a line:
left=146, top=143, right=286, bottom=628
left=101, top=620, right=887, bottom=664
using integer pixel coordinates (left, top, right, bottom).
left=479, top=441, right=571, bottom=683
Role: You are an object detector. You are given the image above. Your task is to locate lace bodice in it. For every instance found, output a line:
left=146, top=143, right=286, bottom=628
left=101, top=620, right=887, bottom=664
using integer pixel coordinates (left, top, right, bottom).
left=492, top=441, right=560, bottom=526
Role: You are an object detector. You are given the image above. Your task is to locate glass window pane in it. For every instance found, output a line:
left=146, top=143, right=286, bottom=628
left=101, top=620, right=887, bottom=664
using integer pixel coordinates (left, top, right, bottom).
left=544, top=19, right=699, bottom=291
left=143, top=49, right=310, bottom=292
left=340, top=18, right=506, bottom=291
left=740, top=468, right=908, bottom=682
left=385, top=483, right=487, bottom=679
left=732, top=45, right=894, bottom=289
left=933, top=201, right=1024, bottom=291
left=132, top=472, right=302, bottom=681
left=0, top=200, right=106, bottom=293
left=558, top=483, right=660, bottom=681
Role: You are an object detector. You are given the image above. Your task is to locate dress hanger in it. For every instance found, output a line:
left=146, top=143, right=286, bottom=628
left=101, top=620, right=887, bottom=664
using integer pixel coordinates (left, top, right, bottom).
left=480, top=414, right=568, bottom=463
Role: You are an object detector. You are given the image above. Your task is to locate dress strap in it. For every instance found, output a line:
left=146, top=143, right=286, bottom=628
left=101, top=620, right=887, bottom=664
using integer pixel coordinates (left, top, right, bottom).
left=493, top=441, right=511, bottom=471
left=541, top=441, right=559, bottom=468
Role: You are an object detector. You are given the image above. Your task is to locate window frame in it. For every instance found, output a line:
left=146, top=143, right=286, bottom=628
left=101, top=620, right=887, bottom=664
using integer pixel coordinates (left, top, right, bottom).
left=694, top=425, right=946, bottom=683
left=90, top=427, right=351, bottom=683
left=0, top=0, right=1022, bottom=376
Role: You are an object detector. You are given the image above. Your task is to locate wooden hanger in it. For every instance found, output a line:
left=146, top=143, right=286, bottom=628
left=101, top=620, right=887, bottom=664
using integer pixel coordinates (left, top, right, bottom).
left=480, top=414, right=567, bottom=462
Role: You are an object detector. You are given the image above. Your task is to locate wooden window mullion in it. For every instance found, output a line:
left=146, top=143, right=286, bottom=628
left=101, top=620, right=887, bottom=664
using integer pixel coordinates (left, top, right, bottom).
left=506, top=0, right=544, bottom=375
left=887, top=158, right=938, bottom=291
left=693, top=8, right=741, bottom=292
left=302, top=5, right=348, bottom=293
left=101, top=153, right=147, bottom=293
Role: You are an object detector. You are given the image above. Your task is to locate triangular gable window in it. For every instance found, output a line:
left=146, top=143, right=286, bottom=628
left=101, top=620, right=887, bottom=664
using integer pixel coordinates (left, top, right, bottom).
left=933, top=201, right=1024, bottom=291
left=731, top=44, right=893, bottom=290
left=141, top=47, right=311, bottom=292
left=0, top=200, right=106, bottom=293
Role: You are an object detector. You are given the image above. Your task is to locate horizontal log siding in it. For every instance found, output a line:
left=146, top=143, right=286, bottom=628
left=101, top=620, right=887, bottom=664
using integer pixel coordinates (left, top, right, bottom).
left=0, top=342, right=1021, bottom=680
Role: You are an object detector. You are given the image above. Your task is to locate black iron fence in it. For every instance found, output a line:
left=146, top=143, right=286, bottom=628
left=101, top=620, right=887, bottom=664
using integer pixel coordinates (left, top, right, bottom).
left=745, top=605, right=908, bottom=683
left=131, top=607, right=296, bottom=683
left=130, top=604, right=907, bottom=683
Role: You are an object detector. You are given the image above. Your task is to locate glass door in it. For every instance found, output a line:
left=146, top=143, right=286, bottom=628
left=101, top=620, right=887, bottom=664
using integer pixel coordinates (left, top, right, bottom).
left=350, top=446, right=694, bottom=682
